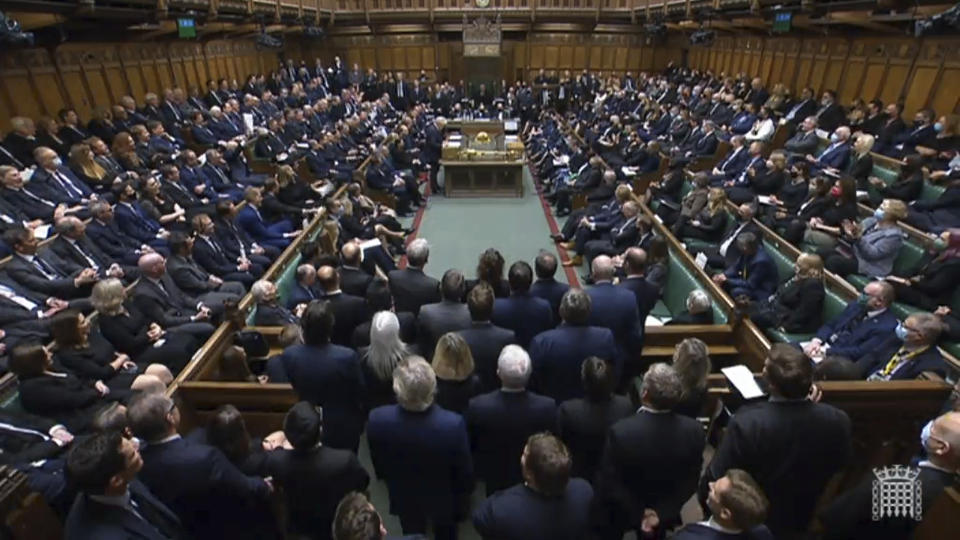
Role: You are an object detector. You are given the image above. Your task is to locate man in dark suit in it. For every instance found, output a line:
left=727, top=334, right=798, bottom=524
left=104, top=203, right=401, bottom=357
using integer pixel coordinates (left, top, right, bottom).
left=236, top=187, right=297, bottom=251
left=166, top=232, right=247, bottom=301
left=317, top=265, right=367, bottom=347
left=388, top=238, right=440, bottom=315
left=573, top=202, right=641, bottom=269
left=806, top=126, right=851, bottom=175
left=417, top=269, right=472, bottom=359
left=466, top=345, right=556, bottom=496
left=30, top=147, right=93, bottom=212
left=390, top=73, right=411, bottom=112
left=132, top=253, right=217, bottom=341
left=693, top=204, right=762, bottom=270
left=252, top=280, right=300, bottom=326
left=708, top=136, right=751, bottom=185
left=673, top=469, right=774, bottom=540
left=128, top=393, right=274, bottom=539
left=367, top=358, right=473, bottom=540
left=491, top=262, right=553, bottom=349
left=50, top=216, right=136, bottom=283
left=287, top=263, right=321, bottom=310
left=278, top=301, right=366, bottom=452
left=472, top=433, right=594, bottom=540
left=339, top=242, right=373, bottom=298
left=618, top=247, right=660, bottom=326
left=4, top=117, right=40, bottom=167
left=3, top=227, right=97, bottom=305
left=529, top=288, right=618, bottom=402
left=421, top=118, right=445, bottom=193
left=190, top=212, right=263, bottom=280
left=781, top=87, right=817, bottom=129
left=529, top=251, right=570, bottom=326
left=265, top=401, right=370, bottom=540
left=802, top=280, right=899, bottom=363
left=819, top=411, right=960, bottom=540
left=783, top=116, right=820, bottom=159
left=458, top=283, right=517, bottom=393
left=595, top=363, right=705, bottom=539
left=87, top=201, right=158, bottom=265
left=64, top=430, right=185, bottom=540
left=213, top=200, right=278, bottom=269
left=700, top=344, right=852, bottom=538
left=586, top=256, right=641, bottom=364
left=713, top=232, right=778, bottom=302
left=1, top=166, right=68, bottom=223
left=113, top=181, right=169, bottom=252
left=855, top=313, right=947, bottom=380
left=813, top=90, right=845, bottom=133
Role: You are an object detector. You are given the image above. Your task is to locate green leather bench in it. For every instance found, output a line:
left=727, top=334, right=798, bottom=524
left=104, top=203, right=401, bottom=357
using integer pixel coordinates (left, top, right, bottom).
left=846, top=238, right=926, bottom=292
left=865, top=162, right=944, bottom=203
left=650, top=250, right=729, bottom=325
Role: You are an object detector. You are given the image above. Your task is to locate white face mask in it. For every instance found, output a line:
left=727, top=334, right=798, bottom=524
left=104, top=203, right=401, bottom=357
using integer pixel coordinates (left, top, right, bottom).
left=52, top=157, right=63, bottom=168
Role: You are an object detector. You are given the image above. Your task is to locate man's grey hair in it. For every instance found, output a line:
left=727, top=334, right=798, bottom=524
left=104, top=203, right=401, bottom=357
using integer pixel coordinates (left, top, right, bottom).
left=296, top=264, right=315, bottom=282
left=497, top=345, right=532, bottom=390
left=640, top=362, right=683, bottom=411
left=591, top=256, right=615, bottom=282
left=686, top=289, right=712, bottom=314
left=559, top=288, right=591, bottom=325
left=909, top=312, right=944, bottom=344
left=55, top=216, right=83, bottom=235
left=251, top=280, right=274, bottom=302
left=393, top=356, right=436, bottom=412
left=209, top=106, right=222, bottom=115
left=127, top=393, right=175, bottom=443
left=406, top=238, right=430, bottom=268
left=89, top=200, right=111, bottom=218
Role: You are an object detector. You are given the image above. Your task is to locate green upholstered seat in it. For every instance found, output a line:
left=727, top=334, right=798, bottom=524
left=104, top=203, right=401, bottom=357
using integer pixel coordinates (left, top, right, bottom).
left=765, top=287, right=848, bottom=343
left=919, top=181, right=945, bottom=202
left=764, top=240, right=796, bottom=284
left=661, top=251, right=729, bottom=324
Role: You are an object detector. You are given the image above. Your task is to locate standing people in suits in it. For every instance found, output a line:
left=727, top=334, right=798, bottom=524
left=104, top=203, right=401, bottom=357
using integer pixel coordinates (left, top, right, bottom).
left=529, top=288, right=618, bottom=402
left=529, top=251, right=570, bottom=325
left=618, top=247, right=660, bottom=324
left=316, top=265, right=368, bottom=347
left=458, top=283, right=517, bottom=393
left=466, top=345, right=557, bottom=495
left=265, top=402, right=370, bottom=540
left=594, top=363, right=706, bottom=539
left=472, top=433, right=594, bottom=540
left=586, top=256, right=642, bottom=371
left=279, top=301, right=366, bottom=452
left=64, top=430, right=185, bottom=540
left=422, top=117, right=445, bottom=193
left=417, top=269, right=472, bottom=359
left=491, top=261, right=553, bottom=348
left=556, top=356, right=633, bottom=483
left=387, top=238, right=440, bottom=315
left=699, top=344, right=853, bottom=538
left=673, top=470, right=774, bottom=540
left=367, top=358, right=474, bottom=540
left=127, top=393, right=275, bottom=539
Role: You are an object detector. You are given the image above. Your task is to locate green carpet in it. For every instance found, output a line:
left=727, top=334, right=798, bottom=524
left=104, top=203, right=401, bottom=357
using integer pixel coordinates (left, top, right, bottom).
left=412, top=168, right=574, bottom=285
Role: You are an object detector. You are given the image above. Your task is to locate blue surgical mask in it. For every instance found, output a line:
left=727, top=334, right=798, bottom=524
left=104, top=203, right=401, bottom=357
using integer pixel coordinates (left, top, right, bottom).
left=874, top=208, right=885, bottom=220
left=895, top=322, right=909, bottom=341
left=933, top=122, right=944, bottom=133
left=830, top=133, right=839, bottom=143
left=52, top=156, right=63, bottom=168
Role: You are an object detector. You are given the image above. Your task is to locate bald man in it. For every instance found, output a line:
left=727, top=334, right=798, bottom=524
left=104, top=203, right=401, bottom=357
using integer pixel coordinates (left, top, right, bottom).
left=820, top=411, right=960, bottom=539
left=586, top=256, right=642, bottom=385
left=317, top=265, right=367, bottom=346
left=131, top=253, right=216, bottom=341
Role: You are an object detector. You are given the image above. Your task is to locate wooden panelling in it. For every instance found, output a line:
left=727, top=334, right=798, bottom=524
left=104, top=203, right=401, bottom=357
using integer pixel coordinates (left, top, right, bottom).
left=687, top=36, right=960, bottom=117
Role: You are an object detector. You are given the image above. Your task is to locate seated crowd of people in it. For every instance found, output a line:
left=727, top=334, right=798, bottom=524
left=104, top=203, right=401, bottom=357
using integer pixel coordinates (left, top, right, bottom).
left=0, top=61, right=957, bottom=540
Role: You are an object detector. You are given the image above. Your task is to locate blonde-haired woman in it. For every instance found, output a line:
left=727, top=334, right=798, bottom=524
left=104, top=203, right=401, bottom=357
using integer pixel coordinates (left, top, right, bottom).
left=431, top=332, right=480, bottom=414
left=678, top=187, right=730, bottom=243
left=671, top=338, right=712, bottom=418
left=91, top=278, right=199, bottom=374
left=824, top=199, right=908, bottom=278
left=748, top=252, right=826, bottom=334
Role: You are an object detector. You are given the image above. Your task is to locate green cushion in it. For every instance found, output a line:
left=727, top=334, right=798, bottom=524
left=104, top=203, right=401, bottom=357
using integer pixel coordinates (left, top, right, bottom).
left=873, top=166, right=899, bottom=185
left=683, top=238, right=716, bottom=253
left=275, top=254, right=302, bottom=308
left=824, top=288, right=848, bottom=321
left=662, top=251, right=728, bottom=324
left=0, top=392, right=24, bottom=414
left=944, top=342, right=960, bottom=360
left=766, top=328, right=813, bottom=344
left=764, top=240, right=796, bottom=284
left=847, top=274, right=870, bottom=290
left=892, top=240, right=925, bottom=277
left=919, top=181, right=945, bottom=202
left=651, top=300, right=672, bottom=319
left=891, top=302, right=922, bottom=321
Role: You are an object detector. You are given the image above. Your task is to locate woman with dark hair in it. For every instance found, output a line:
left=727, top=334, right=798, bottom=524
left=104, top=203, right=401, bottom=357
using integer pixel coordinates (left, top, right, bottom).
left=51, top=310, right=172, bottom=395
left=868, top=154, right=926, bottom=205
left=111, top=132, right=149, bottom=175
left=677, top=188, right=731, bottom=243
left=467, top=248, right=510, bottom=298
left=645, top=235, right=670, bottom=294
left=68, top=143, right=115, bottom=195
left=556, top=356, right=633, bottom=481
left=140, top=175, right=186, bottom=227
left=9, top=343, right=113, bottom=432
left=885, top=228, right=960, bottom=311
left=205, top=404, right=270, bottom=475
left=796, top=175, right=860, bottom=250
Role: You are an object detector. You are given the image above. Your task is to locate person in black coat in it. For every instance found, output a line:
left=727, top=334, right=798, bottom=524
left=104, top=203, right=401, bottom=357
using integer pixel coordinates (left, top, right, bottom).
left=265, top=402, right=370, bottom=540
left=594, top=363, right=705, bottom=539
left=3, top=227, right=97, bottom=305
left=818, top=410, right=960, bottom=540
left=49, top=217, right=137, bottom=283
left=885, top=229, right=960, bottom=310
left=128, top=393, right=275, bottom=540
left=431, top=333, right=482, bottom=415
left=472, top=433, right=594, bottom=540
left=700, top=344, right=852, bottom=538
left=417, top=270, right=472, bottom=360
left=315, top=265, right=367, bottom=347
left=350, top=280, right=418, bottom=348
left=466, top=345, right=557, bottom=495
left=529, top=251, right=570, bottom=325
left=678, top=189, right=731, bottom=243
left=618, top=247, right=660, bottom=323
left=672, top=469, right=774, bottom=540
left=387, top=239, right=440, bottom=315
left=0, top=409, right=73, bottom=466
left=747, top=253, right=826, bottom=335
left=339, top=242, right=374, bottom=298
left=491, top=261, right=554, bottom=348
left=277, top=300, right=366, bottom=452
left=457, top=283, right=517, bottom=393
left=556, top=357, right=633, bottom=483
left=132, top=253, right=217, bottom=342
left=367, top=358, right=474, bottom=540
left=64, top=431, right=185, bottom=540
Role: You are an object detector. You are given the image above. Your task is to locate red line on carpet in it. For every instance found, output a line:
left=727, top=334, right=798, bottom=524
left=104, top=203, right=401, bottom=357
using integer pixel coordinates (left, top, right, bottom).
left=531, top=167, right=581, bottom=289
left=397, top=177, right=431, bottom=270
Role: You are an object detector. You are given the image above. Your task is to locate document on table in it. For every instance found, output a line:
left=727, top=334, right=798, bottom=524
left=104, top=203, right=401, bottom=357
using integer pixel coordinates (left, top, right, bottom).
left=721, top=365, right=766, bottom=399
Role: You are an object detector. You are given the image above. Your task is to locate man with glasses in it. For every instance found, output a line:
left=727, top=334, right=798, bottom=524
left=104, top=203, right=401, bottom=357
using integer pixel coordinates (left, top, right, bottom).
left=856, top=312, right=947, bottom=380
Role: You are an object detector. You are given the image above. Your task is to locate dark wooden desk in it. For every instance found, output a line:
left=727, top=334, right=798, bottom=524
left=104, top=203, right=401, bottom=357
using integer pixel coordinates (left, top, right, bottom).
left=440, top=160, right=524, bottom=198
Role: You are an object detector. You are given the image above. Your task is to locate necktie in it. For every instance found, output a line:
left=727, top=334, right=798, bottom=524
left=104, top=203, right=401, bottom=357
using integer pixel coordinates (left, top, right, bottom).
left=204, top=237, right=224, bottom=257
left=0, top=145, right=23, bottom=168
left=72, top=240, right=100, bottom=270
left=398, top=83, right=403, bottom=98
left=54, top=171, right=83, bottom=199
left=31, top=256, right=59, bottom=279
left=20, top=188, right=56, bottom=207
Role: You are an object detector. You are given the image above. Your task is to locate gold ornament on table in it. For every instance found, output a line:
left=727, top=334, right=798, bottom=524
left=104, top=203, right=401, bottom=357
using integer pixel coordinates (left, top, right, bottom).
left=474, top=131, right=491, bottom=144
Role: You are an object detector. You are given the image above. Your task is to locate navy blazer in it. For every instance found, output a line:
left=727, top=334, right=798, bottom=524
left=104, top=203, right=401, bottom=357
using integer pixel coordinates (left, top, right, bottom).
left=472, top=481, right=594, bottom=540
left=287, top=281, right=320, bottom=309
left=280, top=343, right=366, bottom=451
left=529, top=325, right=618, bottom=402
left=723, top=248, right=779, bottom=302
left=367, top=404, right=473, bottom=519
left=529, top=278, right=570, bottom=325
left=587, top=283, right=642, bottom=354
left=855, top=335, right=946, bottom=380
left=114, top=202, right=162, bottom=243
left=618, top=276, right=660, bottom=323
left=491, top=293, right=554, bottom=348
left=714, top=147, right=750, bottom=179
left=64, top=479, right=184, bottom=540
left=466, top=390, right=557, bottom=494
left=85, top=218, right=143, bottom=265
left=236, top=205, right=285, bottom=243
left=813, top=302, right=899, bottom=360
left=814, top=142, right=851, bottom=171
left=137, top=436, right=270, bottom=539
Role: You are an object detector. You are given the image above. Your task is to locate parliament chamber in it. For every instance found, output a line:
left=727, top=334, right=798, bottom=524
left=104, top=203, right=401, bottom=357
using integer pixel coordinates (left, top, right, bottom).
left=0, top=0, right=959, bottom=539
